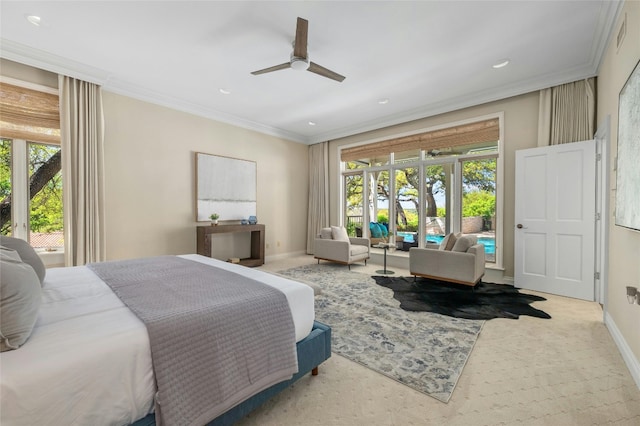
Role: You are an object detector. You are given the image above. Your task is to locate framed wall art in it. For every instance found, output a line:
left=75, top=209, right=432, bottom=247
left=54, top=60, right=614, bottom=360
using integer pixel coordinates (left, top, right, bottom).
left=615, top=60, right=640, bottom=232
left=196, top=152, right=257, bottom=222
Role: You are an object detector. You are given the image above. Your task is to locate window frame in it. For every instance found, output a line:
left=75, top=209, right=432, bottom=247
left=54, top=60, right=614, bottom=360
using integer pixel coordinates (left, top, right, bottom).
left=339, top=113, right=504, bottom=269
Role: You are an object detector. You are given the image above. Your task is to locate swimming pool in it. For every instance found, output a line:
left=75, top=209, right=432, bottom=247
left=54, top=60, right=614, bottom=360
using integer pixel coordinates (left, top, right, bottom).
left=397, top=232, right=496, bottom=254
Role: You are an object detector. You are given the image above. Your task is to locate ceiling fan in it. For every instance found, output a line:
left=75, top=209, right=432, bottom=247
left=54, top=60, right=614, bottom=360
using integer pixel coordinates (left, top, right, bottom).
left=251, top=17, right=345, bottom=82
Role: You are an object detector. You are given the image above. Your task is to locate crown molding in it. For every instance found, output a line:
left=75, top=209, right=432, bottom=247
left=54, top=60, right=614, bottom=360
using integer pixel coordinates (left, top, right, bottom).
left=0, top=38, right=110, bottom=85
left=0, top=38, right=306, bottom=144
left=309, top=63, right=597, bottom=144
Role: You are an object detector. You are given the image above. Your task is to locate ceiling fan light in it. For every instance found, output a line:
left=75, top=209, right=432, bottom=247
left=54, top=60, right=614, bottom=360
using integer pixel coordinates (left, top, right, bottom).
left=290, top=56, right=310, bottom=71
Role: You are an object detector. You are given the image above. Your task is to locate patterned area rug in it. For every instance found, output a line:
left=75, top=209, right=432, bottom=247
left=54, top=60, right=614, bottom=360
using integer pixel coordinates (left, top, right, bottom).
left=278, top=263, right=483, bottom=403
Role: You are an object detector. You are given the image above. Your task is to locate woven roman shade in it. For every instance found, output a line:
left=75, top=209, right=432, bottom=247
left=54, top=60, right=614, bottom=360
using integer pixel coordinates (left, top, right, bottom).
left=341, top=118, right=499, bottom=162
left=0, top=82, right=60, bottom=144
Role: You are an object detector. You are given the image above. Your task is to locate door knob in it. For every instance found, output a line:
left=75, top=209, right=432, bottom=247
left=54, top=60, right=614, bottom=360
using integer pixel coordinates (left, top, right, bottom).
left=517, top=224, right=523, bottom=229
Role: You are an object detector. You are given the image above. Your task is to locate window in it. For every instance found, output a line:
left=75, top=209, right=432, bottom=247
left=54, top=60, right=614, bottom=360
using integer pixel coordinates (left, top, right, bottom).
left=0, top=138, right=63, bottom=249
left=341, top=117, right=502, bottom=267
left=0, top=79, right=62, bottom=249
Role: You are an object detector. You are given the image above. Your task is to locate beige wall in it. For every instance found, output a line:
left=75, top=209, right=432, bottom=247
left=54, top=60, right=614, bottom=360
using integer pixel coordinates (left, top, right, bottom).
left=597, top=1, right=640, bottom=370
left=102, top=92, right=309, bottom=261
left=328, top=91, right=540, bottom=278
left=1, top=60, right=310, bottom=263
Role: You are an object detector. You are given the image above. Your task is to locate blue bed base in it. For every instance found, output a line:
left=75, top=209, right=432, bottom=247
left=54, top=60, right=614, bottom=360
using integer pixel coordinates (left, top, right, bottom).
left=131, top=321, right=331, bottom=426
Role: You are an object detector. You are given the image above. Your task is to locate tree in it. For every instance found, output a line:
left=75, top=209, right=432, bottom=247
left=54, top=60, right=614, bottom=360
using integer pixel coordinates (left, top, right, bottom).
left=0, top=142, right=62, bottom=234
left=342, top=157, right=496, bottom=231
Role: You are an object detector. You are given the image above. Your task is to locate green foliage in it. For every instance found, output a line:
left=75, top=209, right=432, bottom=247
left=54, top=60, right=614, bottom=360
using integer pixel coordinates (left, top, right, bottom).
left=28, top=144, right=63, bottom=233
left=0, top=140, right=11, bottom=199
left=462, top=159, right=496, bottom=193
left=342, top=153, right=496, bottom=234
left=346, top=221, right=357, bottom=237
left=462, top=191, right=495, bottom=218
left=1, top=140, right=63, bottom=235
left=394, top=209, right=418, bottom=231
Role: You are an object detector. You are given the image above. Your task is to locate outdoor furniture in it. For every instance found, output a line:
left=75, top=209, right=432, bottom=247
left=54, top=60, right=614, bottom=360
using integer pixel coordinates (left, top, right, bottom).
left=314, top=226, right=370, bottom=269
left=409, top=234, right=485, bottom=286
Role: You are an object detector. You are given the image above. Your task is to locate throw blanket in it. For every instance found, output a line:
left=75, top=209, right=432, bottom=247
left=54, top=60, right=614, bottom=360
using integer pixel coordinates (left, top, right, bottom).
left=88, top=256, right=297, bottom=426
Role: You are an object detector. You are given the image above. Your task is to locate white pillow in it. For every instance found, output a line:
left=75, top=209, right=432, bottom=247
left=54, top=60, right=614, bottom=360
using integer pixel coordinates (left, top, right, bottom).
left=331, top=226, right=350, bottom=242
left=0, top=236, right=46, bottom=285
left=0, top=247, right=42, bottom=352
left=439, top=233, right=457, bottom=251
left=452, top=235, right=478, bottom=252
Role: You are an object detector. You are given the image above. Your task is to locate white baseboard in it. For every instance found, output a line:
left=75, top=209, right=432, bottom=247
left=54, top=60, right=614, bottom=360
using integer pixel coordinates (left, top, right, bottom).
left=604, top=311, right=640, bottom=390
left=265, top=250, right=307, bottom=263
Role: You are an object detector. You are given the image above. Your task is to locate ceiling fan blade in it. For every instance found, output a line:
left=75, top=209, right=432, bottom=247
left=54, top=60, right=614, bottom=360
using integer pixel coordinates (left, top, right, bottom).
left=251, top=62, right=291, bottom=75
left=308, top=62, right=346, bottom=82
left=293, top=17, right=308, bottom=58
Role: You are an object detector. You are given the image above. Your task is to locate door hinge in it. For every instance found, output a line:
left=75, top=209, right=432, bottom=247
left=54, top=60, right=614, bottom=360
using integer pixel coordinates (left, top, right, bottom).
left=594, top=272, right=600, bottom=280
left=596, top=212, right=601, bottom=221
left=596, top=153, right=602, bottom=161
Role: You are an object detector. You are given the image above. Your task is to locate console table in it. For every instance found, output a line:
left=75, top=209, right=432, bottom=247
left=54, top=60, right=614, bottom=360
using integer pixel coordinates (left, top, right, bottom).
left=197, top=224, right=265, bottom=267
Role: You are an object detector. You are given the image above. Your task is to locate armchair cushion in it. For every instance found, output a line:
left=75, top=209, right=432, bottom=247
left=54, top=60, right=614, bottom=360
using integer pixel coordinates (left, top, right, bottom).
left=319, top=227, right=333, bottom=239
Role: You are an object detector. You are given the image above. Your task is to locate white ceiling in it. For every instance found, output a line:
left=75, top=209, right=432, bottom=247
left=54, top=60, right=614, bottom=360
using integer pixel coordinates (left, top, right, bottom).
left=0, top=1, right=620, bottom=145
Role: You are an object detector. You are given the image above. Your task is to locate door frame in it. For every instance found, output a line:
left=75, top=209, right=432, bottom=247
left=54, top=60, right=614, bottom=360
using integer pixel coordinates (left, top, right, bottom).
left=595, top=116, right=611, bottom=306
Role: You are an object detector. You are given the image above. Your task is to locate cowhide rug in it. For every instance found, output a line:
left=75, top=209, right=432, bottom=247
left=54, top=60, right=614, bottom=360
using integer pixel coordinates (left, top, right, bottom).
left=372, top=276, right=551, bottom=320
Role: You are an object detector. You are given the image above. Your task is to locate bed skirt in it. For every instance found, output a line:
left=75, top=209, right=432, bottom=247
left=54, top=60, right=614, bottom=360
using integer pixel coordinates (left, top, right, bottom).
left=131, top=321, right=332, bottom=426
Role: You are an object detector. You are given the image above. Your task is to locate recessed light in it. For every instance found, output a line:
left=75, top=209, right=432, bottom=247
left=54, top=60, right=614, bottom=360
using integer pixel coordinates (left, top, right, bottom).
left=25, top=15, right=42, bottom=27
left=378, top=98, right=389, bottom=105
left=308, top=121, right=316, bottom=126
left=492, top=59, right=510, bottom=69
left=218, top=88, right=231, bottom=95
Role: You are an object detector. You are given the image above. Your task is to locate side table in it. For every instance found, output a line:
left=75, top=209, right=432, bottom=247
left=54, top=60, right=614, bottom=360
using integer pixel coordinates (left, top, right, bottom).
left=374, top=243, right=396, bottom=275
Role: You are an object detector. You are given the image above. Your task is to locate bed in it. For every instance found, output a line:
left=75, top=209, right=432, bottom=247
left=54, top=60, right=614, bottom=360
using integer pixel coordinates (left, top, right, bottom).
left=0, top=247, right=331, bottom=426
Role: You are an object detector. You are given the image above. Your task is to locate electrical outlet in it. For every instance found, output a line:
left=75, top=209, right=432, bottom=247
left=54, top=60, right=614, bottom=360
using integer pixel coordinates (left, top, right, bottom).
left=266, top=243, right=270, bottom=249
left=277, top=241, right=281, bottom=247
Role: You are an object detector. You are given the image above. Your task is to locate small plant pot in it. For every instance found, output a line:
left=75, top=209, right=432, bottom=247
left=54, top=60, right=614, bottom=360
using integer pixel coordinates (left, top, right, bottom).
left=211, top=220, right=218, bottom=226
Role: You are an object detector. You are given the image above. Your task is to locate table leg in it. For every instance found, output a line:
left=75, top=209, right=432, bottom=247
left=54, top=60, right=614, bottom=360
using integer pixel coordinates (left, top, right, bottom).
left=376, top=246, right=394, bottom=275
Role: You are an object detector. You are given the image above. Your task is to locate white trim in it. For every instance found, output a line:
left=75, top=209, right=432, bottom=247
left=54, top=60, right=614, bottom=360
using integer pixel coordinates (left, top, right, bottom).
left=1, top=39, right=306, bottom=144
left=604, top=311, right=640, bottom=390
left=265, top=250, right=307, bottom=263
left=595, top=116, right=611, bottom=305
left=0, top=75, right=57, bottom=95
left=338, top=112, right=504, bottom=268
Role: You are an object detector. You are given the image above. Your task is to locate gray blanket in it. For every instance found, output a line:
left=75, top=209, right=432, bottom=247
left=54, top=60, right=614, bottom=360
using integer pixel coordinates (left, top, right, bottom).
left=88, top=256, right=297, bottom=426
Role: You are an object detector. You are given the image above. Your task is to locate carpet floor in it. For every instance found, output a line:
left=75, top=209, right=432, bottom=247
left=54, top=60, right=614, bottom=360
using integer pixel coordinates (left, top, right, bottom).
left=278, top=263, right=483, bottom=402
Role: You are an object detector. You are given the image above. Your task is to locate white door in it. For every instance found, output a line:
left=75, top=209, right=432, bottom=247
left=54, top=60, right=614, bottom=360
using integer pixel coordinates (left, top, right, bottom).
left=514, top=140, right=596, bottom=301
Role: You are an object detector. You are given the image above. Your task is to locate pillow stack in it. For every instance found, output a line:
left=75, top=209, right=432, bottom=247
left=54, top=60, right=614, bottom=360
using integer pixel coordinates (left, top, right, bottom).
left=0, top=236, right=46, bottom=352
left=369, top=222, right=388, bottom=239
left=438, top=233, right=477, bottom=252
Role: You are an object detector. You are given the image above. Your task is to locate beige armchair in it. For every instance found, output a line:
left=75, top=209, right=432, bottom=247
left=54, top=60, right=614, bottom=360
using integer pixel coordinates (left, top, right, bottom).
left=409, top=234, right=485, bottom=286
left=314, top=226, right=370, bottom=269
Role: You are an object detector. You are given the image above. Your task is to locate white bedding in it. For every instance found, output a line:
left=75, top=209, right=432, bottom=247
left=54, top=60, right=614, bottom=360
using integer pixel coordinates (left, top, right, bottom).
left=0, top=255, right=314, bottom=426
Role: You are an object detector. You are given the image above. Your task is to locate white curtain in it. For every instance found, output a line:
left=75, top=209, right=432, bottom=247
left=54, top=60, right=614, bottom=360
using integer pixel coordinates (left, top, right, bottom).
left=307, top=142, right=329, bottom=254
left=538, top=78, right=596, bottom=146
left=59, top=76, right=106, bottom=266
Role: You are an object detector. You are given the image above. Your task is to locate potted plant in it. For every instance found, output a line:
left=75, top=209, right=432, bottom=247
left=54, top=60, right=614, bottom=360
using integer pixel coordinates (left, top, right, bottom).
left=209, top=213, right=220, bottom=226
